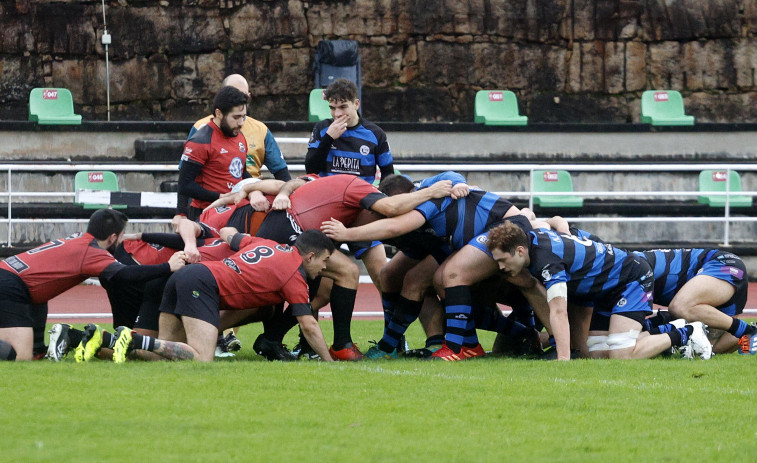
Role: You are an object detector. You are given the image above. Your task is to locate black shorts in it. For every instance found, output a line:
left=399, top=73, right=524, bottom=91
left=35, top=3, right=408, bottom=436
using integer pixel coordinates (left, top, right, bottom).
left=0, top=269, right=34, bottom=328
left=256, top=210, right=301, bottom=246
left=159, top=264, right=221, bottom=328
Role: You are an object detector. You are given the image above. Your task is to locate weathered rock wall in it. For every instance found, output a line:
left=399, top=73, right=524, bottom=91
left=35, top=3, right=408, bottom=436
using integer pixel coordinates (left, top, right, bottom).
left=4, top=0, right=757, bottom=122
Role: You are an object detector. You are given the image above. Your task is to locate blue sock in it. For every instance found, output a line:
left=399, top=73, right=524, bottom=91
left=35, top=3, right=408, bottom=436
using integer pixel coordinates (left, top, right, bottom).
left=378, top=296, right=422, bottom=352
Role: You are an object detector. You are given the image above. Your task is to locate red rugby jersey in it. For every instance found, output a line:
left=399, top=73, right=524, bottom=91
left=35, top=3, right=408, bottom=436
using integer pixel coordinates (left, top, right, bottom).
left=200, top=236, right=310, bottom=311
left=182, top=120, right=248, bottom=210
left=0, top=233, right=121, bottom=304
left=123, top=238, right=236, bottom=265
left=288, top=175, right=386, bottom=230
left=198, top=196, right=271, bottom=236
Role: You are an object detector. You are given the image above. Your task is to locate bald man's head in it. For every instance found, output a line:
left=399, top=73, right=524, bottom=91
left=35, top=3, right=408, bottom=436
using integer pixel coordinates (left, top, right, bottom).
left=222, top=74, right=250, bottom=97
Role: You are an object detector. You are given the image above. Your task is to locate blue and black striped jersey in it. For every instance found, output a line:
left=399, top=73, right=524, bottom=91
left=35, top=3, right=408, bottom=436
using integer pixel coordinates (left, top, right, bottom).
left=528, top=228, right=648, bottom=303
left=415, top=190, right=514, bottom=251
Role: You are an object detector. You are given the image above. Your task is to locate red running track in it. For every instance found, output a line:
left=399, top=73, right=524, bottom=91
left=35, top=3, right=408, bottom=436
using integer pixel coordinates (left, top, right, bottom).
left=47, top=282, right=757, bottom=325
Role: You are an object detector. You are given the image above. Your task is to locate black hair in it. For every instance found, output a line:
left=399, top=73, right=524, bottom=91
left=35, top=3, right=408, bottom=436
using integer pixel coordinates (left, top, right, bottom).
left=86, top=208, right=129, bottom=240
left=294, top=229, right=336, bottom=256
left=323, top=78, right=358, bottom=103
left=378, top=174, right=415, bottom=196
left=213, top=86, right=249, bottom=115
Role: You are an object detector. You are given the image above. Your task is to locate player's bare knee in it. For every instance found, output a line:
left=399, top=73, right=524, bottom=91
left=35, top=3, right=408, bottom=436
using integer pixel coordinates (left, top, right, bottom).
left=606, top=330, right=640, bottom=359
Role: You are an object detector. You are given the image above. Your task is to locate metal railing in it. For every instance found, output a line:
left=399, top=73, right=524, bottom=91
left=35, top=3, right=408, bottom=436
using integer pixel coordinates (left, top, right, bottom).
left=2, top=162, right=756, bottom=246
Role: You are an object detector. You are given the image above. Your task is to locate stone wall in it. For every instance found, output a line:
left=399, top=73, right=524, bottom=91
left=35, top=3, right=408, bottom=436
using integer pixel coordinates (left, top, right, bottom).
left=5, top=0, right=757, bottom=122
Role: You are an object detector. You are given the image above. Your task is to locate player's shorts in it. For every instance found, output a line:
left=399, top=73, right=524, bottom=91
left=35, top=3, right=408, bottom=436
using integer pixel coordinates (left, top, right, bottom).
left=347, top=240, right=382, bottom=259
left=255, top=210, right=302, bottom=246
left=0, top=269, right=34, bottom=328
left=159, top=265, right=221, bottom=328
left=469, top=214, right=533, bottom=257
left=699, top=251, right=748, bottom=316
left=588, top=257, right=654, bottom=330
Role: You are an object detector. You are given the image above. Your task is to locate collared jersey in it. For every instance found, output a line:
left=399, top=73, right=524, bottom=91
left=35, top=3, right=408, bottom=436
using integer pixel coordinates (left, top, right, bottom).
left=288, top=175, right=386, bottom=230
left=200, top=235, right=310, bottom=313
left=308, top=118, right=392, bottom=183
left=190, top=115, right=287, bottom=178
left=527, top=228, right=647, bottom=303
left=414, top=190, right=514, bottom=251
left=181, top=120, right=248, bottom=210
left=0, top=233, right=123, bottom=304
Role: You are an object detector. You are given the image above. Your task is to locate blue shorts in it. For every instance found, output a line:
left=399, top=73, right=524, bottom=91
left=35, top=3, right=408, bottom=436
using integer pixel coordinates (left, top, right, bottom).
left=698, top=251, right=748, bottom=316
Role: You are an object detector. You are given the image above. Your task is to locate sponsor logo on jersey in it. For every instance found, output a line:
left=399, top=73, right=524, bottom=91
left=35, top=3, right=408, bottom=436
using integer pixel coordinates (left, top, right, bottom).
left=192, top=290, right=200, bottom=298
left=617, top=297, right=627, bottom=307
left=229, top=157, right=244, bottom=178
left=331, top=156, right=361, bottom=175
left=541, top=268, right=551, bottom=281
left=476, top=235, right=488, bottom=245
left=220, top=148, right=228, bottom=154
left=223, top=257, right=241, bottom=273
left=180, top=154, right=189, bottom=162
left=722, top=265, right=744, bottom=279
left=359, top=145, right=370, bottom=155
left=184, top=147, right=192, bottom=155
left=239, top=142, right=246, bottom=153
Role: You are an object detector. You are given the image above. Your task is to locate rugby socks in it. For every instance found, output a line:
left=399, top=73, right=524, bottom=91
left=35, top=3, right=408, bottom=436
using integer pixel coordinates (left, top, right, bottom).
left=642, top=311, right=672, bottom=333
left=378, top=296, right=422, bottom=352
left=647, top=323, right=675, bottom=335
left=727, top=318, right=757, bottom=338
left=102, top=331, right=115, bottom=349
left=131, top=332, right=155, bottom=352
left=444, top=285, right=477, bottom=353
left=381, top=292, right=400, bottom=329
left=330, top=285, right=357, bottom=350
left=31, top=304, right=48, bottom=356
left=425, top=334, right=444, bottom=348
left=667, top=325, right=693, bottom=346
left=263, top=304, right=298, bottom=343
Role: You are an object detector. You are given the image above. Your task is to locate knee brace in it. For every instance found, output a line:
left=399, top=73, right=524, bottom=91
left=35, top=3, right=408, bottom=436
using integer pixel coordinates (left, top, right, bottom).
left=0, top=339, right=17, bottom=361
left=606, top=330, right=640, bottom=350
left=587, top=335, right=609, bottom=352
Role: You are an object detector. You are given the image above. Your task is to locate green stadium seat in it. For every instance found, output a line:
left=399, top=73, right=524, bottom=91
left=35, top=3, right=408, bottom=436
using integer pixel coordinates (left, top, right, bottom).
left=309, top=89, right=331, bottom=122
left=74, top=171, right=126, bottom=209
left=474, top=90, right=527, bottom=126
left=640, top=90, right=694, bottom=126
left=697, top=170, right=752, bottom=208
left=533, top=170, right=584, bottom=208
left=28, top=88, right=82, bottom=125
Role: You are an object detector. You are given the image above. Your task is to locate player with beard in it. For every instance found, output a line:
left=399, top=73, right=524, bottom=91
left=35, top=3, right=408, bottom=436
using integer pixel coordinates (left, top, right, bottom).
left=175, top=86, right=254, bottom=222
left=0, top=209, right=185, bottom=362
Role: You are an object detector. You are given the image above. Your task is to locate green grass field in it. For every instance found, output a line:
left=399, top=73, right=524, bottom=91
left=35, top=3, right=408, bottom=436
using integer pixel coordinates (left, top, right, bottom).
left=3, top=320, right=756, bottom=462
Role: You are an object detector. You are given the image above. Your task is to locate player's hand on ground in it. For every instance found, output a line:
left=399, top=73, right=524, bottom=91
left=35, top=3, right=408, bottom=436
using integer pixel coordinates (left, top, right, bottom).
left=326, top=114, right=350, bottom=139
left=320, top=217, right=347, bottom=241
left=427, top=179, right=453, bottom=198
left=168, top=251, right=187, bottom=271
left=248, top=190, right=271, bottom=211
left=183, top=245, right=202, bottom=264
left=272, top=193, right=291, bottom=210
left=450, top=183, right=470, bottom=199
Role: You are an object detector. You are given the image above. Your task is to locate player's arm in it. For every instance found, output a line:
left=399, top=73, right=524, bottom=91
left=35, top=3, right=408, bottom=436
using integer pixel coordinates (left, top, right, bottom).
left=262, top=130, right=292, bottom=181
left=305, top=124, right=332, bottom=174
left=178, top=219, right=203, bottom=264
left=321, top=210, right=426, bottom=243
left=99, top=253, right=185, bottom=283
left=177, top=160, right=220, bottom=215
left=271, top=177, right=308, bottom=210
left=546, top=285, right=571, bottom=361
left=369, top=180, right=452, bottom=217
left=297, top=313, right=334, bottom=362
